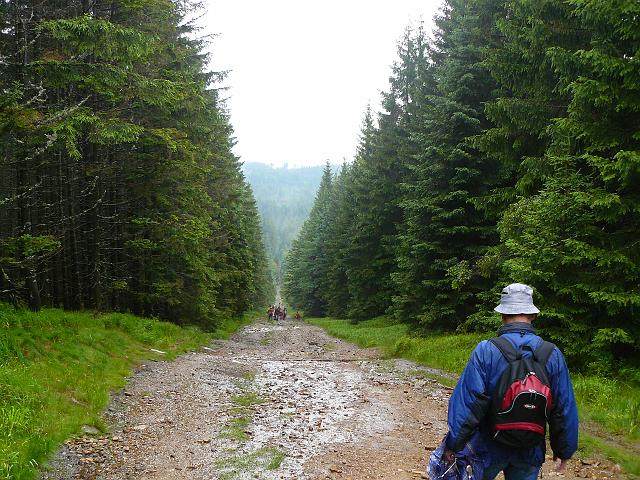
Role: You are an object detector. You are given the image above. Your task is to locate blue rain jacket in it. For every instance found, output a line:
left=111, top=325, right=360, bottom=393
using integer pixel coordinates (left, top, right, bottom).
left=445, top=322, right=579, bottom=467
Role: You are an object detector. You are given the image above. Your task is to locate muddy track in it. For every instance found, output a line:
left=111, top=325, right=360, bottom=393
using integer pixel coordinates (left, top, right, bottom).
left=41, top=320, right=619, bottom=479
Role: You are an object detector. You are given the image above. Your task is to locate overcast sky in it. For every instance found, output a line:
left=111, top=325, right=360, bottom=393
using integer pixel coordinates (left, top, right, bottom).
left=200, top=0, right=443, bottom=167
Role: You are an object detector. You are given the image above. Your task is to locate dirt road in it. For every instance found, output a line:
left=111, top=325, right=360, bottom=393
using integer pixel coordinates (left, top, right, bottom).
left=42, top=319, right=618, bottom=479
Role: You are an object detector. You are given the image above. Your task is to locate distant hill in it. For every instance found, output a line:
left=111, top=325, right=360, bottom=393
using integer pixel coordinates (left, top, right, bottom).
left=242, top=163, right=332, bottom=284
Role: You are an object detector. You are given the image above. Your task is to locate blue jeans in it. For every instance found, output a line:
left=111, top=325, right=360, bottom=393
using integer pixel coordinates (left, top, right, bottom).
left=482, top=462, right=540, bottom=480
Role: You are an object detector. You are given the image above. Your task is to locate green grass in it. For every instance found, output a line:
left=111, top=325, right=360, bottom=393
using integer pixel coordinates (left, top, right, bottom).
left=230, top=391, right=264, bottom=407
left=219, top=415, right=252, bottom=442
left=402, top=368, right=458, bottom=388
left=265, top=447, right=286, bottom=470
left=216, top=370, right=285, bottom=479
left=306, top=316, right=483, bottom=373
left=0, top=303, right=255, bottom=480
left=259, top=331, right=273, bottom=346
left=308, top=315, right=640, bottom=478
left=573, top=374, right=640, bottom=440
left=220, top=378, right=263, bottom=442
left=213, top=309, right=262, bottom=339
left=215, top=447, right=286, bottom=479
left=578, top=433, right=639, bottom=478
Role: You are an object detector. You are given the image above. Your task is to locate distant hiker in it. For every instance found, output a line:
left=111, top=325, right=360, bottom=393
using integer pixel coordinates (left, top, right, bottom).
left=283, top=307, right=287, bottom=320
left=294, top=311, right=302, bottom=321
left=267, top=306, right=274, bottom=321
left=440, top=283, right=578, bottom=480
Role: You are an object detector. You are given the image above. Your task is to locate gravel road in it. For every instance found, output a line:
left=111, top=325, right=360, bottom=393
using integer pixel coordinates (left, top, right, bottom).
left=41, top=319, right=619, bottom=479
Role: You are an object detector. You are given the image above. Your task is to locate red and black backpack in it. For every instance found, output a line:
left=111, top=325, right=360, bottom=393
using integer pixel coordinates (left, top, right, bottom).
left=488, top=336, right=556, bottom=448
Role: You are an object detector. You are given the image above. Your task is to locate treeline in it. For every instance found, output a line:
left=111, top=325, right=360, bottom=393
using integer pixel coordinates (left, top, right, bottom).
left=284, top=0, right=639, bottom=371
left=0, top=0, right=274, bottom=327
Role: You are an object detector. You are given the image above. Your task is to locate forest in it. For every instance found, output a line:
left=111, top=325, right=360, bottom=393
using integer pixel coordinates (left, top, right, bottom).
left=242, top=162, right=328, bottom=285
left=284, top=0, right=640, bottom=373
left=0, top=0, right=274, bottom=328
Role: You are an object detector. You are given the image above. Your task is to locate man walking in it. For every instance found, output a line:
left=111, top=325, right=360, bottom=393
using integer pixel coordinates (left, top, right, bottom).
left=443, top=283, right=578, bottom=479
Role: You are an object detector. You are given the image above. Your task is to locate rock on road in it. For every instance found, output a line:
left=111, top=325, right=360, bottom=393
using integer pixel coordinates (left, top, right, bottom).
left=42, top=319, right=617, bottom=480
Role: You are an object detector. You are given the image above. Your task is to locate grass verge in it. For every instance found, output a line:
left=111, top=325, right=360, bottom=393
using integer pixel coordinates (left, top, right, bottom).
left=308, top=315, right=640, bottom=478
left=0, top=303, right=257, bottom=480
left=213, top=309, right=262, bottom=339
left=306, top=316, right=483, bottom=373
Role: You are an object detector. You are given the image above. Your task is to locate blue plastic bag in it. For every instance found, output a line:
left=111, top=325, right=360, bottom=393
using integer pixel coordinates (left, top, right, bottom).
left=427, top=437, right=485, bottom=480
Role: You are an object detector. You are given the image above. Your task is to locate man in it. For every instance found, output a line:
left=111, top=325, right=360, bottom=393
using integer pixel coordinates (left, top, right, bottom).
left=444, top=283, right=578, bottom=480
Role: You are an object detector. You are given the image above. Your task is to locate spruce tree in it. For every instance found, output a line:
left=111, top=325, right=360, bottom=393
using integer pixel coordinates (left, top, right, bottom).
left=488, top=0, right=640, bottom=367
left=393, top=0, right=505, bottom=330
left=283, top=163, right=334, bottom=315
left=343, top=27, right=428, bottom=320
left=0, top=0, right=273, bottom=326
left=323, top=162, right=357, bottom=317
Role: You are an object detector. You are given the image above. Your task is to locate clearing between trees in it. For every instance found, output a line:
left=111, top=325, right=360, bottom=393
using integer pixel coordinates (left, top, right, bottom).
left=42, top=319, right=621, bottom=480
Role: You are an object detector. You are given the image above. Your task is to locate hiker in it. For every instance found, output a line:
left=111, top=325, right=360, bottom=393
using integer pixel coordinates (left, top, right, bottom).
left=295, top=311, right=301, bottom=321
left=441, top=283, right=578, bottom=480
left=267, top=306, right=274, bottom=321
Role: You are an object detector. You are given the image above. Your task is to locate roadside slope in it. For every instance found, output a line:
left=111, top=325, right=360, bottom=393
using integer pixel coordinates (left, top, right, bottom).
left=0, top=304, right=222, bottom=480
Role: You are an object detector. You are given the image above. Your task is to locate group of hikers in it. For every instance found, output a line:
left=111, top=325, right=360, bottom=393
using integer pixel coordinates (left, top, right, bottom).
left=266, top=304, right=302, bottom=321
left=267, top=305, right=286, bottom=321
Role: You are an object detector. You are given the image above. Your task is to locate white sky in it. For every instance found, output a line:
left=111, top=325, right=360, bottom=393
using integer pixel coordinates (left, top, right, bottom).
left=200, top=0, right=443, bottom=167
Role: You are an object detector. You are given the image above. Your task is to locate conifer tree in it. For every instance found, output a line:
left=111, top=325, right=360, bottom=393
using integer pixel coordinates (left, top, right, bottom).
left=342, top=27, right=429, bottom=320
left=0, top=0, right=273, bottom=326
left=323, top=162, right=357, bottom=317
left=393, top=0, right=505, bottom=330
left=487, top=0, right=640, bottom=366
left=283, top=163, right=334, bottom=315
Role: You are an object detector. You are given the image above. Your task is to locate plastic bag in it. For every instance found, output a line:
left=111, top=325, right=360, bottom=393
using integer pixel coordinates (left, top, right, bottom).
left=427, top=437, right=485, bottom=480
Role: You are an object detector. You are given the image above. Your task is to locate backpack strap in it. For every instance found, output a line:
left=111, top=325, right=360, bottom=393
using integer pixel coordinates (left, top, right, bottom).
left=533, top=340, right=556, bottom=366
left=489, top=336, right=521, bottom=362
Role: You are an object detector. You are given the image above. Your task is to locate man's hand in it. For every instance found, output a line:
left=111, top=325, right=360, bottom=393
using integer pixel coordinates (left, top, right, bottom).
left=553, top=455, right=569, bottom=472
left=444, top=449, right=456, bottom=463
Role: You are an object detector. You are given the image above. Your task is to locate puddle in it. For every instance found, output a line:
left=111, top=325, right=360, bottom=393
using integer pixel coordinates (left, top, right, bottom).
left=242, top=325, right=290, bottom=334
left=243, top=360, right=361, bottom=478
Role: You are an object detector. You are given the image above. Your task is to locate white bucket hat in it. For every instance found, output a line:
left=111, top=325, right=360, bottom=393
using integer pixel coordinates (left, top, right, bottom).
left=494, top=283, right=540, bottom=315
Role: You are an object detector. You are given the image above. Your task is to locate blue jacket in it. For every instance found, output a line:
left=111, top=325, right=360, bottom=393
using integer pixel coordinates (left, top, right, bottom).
left=445, top=322, right=579, bottom=466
